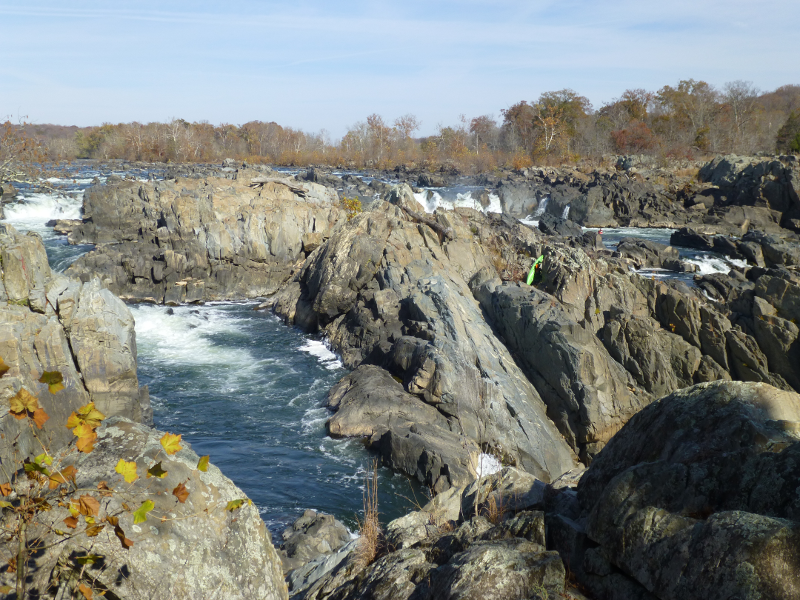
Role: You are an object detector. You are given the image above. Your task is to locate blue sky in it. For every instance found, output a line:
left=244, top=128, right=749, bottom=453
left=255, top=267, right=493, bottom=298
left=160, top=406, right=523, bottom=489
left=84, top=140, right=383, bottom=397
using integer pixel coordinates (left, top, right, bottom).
left=2, top=0, right=798, bottom=138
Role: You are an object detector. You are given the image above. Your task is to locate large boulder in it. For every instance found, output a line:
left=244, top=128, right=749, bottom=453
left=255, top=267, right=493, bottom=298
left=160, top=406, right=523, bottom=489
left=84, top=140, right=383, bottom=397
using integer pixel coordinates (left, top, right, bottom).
left=0, top=417, right=288, bottom=600
left=578, top=381, right=800, bottom=600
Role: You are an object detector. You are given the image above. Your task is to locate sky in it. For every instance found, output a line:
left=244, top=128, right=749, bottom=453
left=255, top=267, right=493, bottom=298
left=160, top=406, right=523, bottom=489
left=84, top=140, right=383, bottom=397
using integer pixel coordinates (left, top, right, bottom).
left=2, top=0, right=799, bottom=139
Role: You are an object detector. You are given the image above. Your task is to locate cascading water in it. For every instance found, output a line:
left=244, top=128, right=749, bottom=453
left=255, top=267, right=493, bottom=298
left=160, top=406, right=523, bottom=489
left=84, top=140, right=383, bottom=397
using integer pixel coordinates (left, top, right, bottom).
left=561, top=204, right=571, bottom=219
left=534, top=196, right=549, bottom=217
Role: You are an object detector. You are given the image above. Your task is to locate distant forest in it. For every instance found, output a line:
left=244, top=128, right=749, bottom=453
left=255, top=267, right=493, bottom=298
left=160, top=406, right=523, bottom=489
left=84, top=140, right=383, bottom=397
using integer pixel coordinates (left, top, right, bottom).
left=18, top=80, right=800, bottom=171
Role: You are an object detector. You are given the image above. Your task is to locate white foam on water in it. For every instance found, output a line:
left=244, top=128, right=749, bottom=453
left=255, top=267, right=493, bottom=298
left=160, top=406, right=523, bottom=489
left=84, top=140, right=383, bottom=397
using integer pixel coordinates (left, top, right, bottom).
left=562, top=204, right=571, bottom=219
left=476, top=453, right=502, bottom=478
left=301, top=406, right=329, bottom=435
left=533, top=196, right=549, bottom=217
left=299, top=339, right=343, bottom=370
left=519, top=217, right=539, bottom=228
left=686, top=256, right=748, bottom=275
left=3, top=192, right=83, bottom=236
left=130, top=304, right=253, bottom=367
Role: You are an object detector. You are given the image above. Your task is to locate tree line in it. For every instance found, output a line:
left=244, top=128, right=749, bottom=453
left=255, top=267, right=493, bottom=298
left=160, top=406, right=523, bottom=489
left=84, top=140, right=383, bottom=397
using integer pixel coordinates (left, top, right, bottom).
left=14, top=80, right=800, bottom=173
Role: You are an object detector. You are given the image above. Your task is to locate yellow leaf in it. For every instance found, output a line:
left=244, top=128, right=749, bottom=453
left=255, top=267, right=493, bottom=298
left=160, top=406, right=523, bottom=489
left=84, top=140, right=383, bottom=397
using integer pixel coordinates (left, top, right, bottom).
left=226, top=498, right=251, bottom=512
left=0, top=357, right=11, bottom=378
left=35, top=453, right=53, bottom=466
left=197, top=455, right=210, bottom=472
left=79, top=582, right=93, bottom=599
left=66, top=402, right=105, bottom=432
left=72, top=422, right=95, bottom=439
left=0, top=501, right=12, bottom=509
left=115, top=459, right=138, bottom=484
left=66, top=412, right=82, bottom=429
left=9, top=388, right=39, bottom=416
left=160, top=432, right=182, bottom=456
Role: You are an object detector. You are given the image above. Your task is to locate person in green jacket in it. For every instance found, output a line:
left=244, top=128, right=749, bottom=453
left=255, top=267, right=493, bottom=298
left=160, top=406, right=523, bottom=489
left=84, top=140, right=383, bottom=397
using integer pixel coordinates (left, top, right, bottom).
left=526, top=255, right=544, bottom=285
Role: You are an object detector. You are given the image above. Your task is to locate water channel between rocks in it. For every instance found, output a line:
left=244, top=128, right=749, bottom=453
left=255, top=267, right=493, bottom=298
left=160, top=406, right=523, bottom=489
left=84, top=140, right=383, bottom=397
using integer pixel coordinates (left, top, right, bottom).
left=1, top=164, right=744, bottom=536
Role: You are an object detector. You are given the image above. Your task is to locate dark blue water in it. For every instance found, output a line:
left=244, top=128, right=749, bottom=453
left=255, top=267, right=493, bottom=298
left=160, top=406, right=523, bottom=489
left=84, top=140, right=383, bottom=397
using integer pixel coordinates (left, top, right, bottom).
left=130, top=302, right=419, bottom=533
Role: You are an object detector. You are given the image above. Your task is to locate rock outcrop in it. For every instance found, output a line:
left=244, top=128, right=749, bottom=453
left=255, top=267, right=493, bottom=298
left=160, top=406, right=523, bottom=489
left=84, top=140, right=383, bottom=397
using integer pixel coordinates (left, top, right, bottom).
left=288, top=468, right=571, bottom=600
left=269, top=198, right=580, bottom=487
left=64, top=171, right=342, bottom=303
left=0, top=417, right=288, bottom=600
left=575, top=381, right=800, bottom=600
left=280, top=510, right=352, bottom=574
left=0, top=224, right=151, bottom=476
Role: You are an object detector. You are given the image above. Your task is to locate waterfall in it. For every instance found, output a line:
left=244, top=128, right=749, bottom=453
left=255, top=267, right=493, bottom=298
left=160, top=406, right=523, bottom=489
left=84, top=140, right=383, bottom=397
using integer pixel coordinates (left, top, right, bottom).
left=533, top=196, right=549, bottom=217
left=562, top=204, right=571, bottom=219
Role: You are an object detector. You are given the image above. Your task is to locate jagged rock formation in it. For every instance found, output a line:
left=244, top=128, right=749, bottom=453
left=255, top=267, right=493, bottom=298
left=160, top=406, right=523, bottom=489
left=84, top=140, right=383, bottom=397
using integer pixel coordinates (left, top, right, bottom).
left=64, top=171, right=342, bottom=303
left=0, top=224, right=151, bottom=474
left=268, top=189, right=580, bottom=487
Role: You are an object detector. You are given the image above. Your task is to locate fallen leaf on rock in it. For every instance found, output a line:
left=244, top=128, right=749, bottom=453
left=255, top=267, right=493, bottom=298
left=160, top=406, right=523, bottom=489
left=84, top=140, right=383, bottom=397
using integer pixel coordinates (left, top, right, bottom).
left=115, top=459, right=138, bottom=484
left=133, top=500, right=154, bottom=524
left=146, top=461, right=168, bottom=479
left=9, top=388, right=38, bottom=418
left=160, top=432, right=182, bottom=455
left=172, top=482, right=189, bottom=503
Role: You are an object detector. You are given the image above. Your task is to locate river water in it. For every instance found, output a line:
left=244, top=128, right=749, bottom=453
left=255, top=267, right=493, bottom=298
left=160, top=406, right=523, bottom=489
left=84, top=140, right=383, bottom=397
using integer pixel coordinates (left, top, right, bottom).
left=1, top=164, right=743, bottom=534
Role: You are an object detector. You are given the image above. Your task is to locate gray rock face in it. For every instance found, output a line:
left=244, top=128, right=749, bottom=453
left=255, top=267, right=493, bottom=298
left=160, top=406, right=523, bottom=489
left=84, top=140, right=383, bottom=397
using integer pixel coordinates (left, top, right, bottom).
left=475, top=280, right=649, bottom=461
left=326, top=365, right=480, bottom=491
left=0, top=417, right=287, bottom=600
left=602, top=311, right=712, bottom=398
left=698, top=154, right=800, bottom=228
left=0, top=225, right=151, bottom=481
left=271, top=203, right=578, bottom=485
left=65, top=172, right=342, bottom=303
left=577, top=381, right=800, bottom=600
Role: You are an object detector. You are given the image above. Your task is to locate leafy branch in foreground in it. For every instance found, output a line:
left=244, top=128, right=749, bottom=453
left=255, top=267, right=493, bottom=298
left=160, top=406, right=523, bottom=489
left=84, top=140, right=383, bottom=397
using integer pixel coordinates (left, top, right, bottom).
left=0, top=359, right=246, bottom=599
